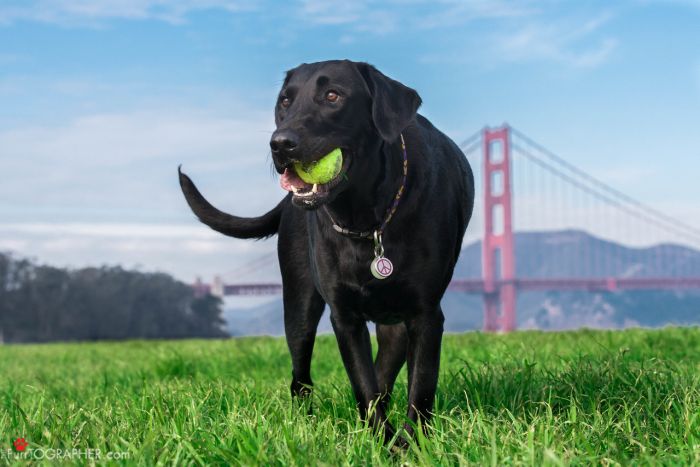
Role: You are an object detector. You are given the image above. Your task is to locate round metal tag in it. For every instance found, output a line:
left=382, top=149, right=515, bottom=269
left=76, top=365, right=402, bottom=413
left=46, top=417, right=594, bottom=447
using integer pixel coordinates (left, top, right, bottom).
left=370, top=256, right=393, bottom=279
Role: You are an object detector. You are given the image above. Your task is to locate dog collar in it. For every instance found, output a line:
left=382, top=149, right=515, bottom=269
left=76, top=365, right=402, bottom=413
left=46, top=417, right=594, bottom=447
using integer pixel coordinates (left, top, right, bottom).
left=323, top=133, right=408, bottom=279
left=323, top=133, right=408, bottom=239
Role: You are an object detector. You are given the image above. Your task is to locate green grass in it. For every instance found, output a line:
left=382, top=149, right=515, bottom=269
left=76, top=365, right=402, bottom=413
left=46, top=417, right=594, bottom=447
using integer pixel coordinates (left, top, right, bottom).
left=1, top=328, right=699, bottom=465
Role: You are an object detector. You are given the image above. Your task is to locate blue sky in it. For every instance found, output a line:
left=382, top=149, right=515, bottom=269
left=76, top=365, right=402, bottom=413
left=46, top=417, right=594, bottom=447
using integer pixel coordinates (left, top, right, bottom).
left=1, top=0, right=699, bottom=282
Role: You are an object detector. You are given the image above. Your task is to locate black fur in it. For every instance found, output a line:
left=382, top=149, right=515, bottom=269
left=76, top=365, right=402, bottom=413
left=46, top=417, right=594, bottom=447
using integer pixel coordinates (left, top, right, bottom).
left=179, top=60, right=474, bottom=445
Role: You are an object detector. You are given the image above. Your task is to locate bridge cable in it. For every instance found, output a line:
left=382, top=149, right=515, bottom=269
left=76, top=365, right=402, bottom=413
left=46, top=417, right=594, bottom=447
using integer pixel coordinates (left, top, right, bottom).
left=513, top=144, right=700, bottom=246
left=511, top=127, right=700, bottom=244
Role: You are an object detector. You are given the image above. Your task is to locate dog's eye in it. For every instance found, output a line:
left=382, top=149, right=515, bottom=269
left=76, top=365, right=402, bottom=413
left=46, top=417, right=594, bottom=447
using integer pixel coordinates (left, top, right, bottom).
left=325, top=91, right=339, bottom=103
left=280, top=97, right=291, bottom=108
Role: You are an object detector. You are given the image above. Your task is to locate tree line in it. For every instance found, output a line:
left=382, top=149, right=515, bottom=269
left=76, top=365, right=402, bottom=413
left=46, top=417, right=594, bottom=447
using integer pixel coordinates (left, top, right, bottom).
left=0, top=252, right=227, bottom=343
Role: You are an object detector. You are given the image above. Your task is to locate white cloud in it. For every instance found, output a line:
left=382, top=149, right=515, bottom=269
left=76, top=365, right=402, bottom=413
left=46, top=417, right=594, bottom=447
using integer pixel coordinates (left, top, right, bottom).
left=0, top=0, right=254, bottom=26
left=415, top=0, right=536, bottom=29
left=635, top=0, right=700, bottom=10
left=0, top=222, right=279, bottom=282
left=415, top=5, right=620, bottom=69
left=299, top=0, right=364, bottom=25
left=1, top=111, right=270, bottom=167
left=0, top=108, right=279, bottom=222
left=297, top=0, right=400, bottom=37
left=296, top=0, right=536, bottom=42
left=494, top=13, right=618, bottom=68
left=0, top=239, right=29, bottom=251
left=0, top=105, right=286, bottom=281
left=1, top=222, right=222, bottom=239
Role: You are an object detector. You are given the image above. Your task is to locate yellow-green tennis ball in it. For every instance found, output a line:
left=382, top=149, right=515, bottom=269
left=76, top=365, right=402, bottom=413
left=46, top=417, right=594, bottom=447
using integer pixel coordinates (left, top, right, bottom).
left=294, top=148, right=343, bottom=184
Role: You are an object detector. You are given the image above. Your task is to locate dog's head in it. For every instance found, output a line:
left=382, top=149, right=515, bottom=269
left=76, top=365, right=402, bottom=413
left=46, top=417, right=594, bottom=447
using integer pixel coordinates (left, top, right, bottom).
left=271, top=60, right=421, bottom=209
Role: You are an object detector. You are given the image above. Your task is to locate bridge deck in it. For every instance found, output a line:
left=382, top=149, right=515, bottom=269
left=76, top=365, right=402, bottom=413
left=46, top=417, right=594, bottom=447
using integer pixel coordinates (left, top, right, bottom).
left=194, top=277, right=700, bottom=296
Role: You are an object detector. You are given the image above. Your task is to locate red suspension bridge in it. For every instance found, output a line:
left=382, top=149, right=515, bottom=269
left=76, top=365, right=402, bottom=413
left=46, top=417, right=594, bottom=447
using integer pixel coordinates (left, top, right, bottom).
left=193, top=125, right=700, bottom=331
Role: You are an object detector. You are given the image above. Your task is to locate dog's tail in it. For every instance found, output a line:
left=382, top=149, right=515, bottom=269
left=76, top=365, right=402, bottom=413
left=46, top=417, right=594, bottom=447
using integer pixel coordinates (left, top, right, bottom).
left=178, top=166, right=284, bottom=239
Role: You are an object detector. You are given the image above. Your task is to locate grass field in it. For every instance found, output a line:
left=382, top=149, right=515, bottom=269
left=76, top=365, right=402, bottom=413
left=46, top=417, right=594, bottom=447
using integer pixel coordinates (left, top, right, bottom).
left=1, top=328, right=699, bottom=465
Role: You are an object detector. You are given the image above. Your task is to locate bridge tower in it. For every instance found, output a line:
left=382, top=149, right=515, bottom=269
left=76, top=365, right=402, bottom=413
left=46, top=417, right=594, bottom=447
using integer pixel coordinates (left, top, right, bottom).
left=211, top=275, right=225, bottom=299
left=482, top=126, right=516, bottom=331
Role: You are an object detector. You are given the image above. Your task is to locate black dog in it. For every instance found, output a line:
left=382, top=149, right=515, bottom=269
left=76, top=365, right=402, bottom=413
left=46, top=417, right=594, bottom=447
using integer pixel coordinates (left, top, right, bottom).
left=179, top=60, right=474, bottom=443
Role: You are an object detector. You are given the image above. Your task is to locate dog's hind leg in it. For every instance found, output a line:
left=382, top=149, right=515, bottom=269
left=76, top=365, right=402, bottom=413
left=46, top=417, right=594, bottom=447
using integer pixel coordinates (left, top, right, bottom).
left=374, top=323, right=407, bottom=409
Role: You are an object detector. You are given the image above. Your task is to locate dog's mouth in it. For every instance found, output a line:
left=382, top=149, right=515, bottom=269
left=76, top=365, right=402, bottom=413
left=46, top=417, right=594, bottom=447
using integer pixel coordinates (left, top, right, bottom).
left=280, top=152, right=351, bottom=208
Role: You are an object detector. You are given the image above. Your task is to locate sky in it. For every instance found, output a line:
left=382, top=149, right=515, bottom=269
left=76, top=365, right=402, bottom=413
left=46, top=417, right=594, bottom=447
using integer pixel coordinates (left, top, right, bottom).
left=1, top=0, right=699, bottom=284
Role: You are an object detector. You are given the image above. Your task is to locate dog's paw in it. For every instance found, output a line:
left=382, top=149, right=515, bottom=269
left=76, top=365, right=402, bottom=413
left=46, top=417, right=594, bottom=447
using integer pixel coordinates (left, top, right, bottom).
left=388, top=435, right=410, bottom=453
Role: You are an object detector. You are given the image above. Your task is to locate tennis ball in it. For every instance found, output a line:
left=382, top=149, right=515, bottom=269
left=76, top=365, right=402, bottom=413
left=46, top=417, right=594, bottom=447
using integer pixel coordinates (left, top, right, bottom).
left=293, top=148, right=343, bottom=184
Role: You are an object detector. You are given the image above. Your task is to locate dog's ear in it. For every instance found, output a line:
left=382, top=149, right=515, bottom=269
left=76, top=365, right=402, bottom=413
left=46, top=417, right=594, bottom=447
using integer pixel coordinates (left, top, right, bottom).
left=356, top=62, right=422, bottom=142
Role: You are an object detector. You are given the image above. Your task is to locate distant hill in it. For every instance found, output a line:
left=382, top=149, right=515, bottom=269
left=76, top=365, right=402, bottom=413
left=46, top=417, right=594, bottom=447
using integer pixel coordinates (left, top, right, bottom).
left=224, top=230, right=700, bottom=335
left=455, top=230, right=700, bottom=278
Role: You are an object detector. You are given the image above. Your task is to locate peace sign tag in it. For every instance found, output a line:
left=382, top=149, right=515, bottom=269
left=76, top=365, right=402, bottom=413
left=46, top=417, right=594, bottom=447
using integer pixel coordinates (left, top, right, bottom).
left=370, top=256, right=394, bottom=279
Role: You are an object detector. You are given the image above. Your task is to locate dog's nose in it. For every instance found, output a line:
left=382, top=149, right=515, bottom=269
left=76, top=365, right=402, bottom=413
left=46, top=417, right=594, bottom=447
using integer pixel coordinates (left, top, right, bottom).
left=270, top=130, right=299, bottom=157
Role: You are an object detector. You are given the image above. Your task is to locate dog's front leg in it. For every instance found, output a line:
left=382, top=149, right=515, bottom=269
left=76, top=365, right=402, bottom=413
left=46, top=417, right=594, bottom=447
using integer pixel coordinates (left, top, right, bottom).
left=404, top=307, right=445, bottom=437
left=330, top=314, right=397, bottom=440
left=283, top=290, right=325, bottom=402
left=374, top=323, right=408, bottom=410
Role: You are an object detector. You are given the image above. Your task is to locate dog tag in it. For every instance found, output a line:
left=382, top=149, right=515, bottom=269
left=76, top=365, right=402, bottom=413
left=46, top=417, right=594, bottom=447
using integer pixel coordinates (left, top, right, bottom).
left=370, top=256, right=393, bottom=279
left=370, top=230, right=393, bottom=279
